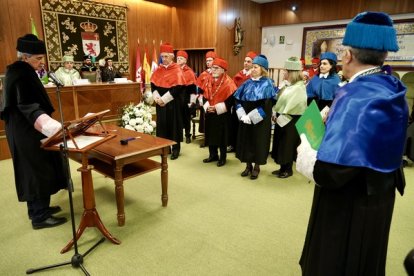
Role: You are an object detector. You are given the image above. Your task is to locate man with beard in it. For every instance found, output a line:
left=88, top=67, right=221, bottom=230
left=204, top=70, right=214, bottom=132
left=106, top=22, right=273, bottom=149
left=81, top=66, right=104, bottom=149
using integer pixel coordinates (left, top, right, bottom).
left=201, top=57, right=237, bottom=167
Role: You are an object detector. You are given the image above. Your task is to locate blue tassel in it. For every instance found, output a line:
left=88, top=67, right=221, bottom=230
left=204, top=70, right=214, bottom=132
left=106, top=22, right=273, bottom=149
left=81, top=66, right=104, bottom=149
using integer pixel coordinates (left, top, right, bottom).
left=343, top=21, right=399, bottom=52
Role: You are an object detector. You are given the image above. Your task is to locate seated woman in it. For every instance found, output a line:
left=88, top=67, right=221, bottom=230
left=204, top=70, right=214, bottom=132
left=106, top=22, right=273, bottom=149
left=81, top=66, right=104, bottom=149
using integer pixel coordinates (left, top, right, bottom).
left=306, top=52, right=341, bottom=110
left=54, top=55, right=81, bottom=86
left=101, top=58, right=121, bottom=82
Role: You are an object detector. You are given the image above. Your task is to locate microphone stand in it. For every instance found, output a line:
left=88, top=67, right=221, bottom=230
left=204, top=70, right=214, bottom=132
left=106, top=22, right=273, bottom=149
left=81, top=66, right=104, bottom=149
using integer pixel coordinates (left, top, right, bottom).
left=26, top=78, right=104, bottom=275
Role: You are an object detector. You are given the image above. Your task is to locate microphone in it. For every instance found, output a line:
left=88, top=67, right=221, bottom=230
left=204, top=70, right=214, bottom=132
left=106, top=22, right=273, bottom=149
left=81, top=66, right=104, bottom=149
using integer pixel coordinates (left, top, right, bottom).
left=48, top=71, right=64, bottom=87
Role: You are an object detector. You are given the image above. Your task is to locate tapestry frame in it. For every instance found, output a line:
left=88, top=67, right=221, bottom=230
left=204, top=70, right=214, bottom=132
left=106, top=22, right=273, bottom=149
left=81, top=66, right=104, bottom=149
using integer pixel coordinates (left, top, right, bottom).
left=301, top=19, right=414, bottom=71
left=40, top=0, right=129, bottom=73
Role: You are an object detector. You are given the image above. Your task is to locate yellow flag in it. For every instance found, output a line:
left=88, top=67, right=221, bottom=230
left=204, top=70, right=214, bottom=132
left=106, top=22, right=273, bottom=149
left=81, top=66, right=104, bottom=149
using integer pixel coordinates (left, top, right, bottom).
left=143, top=48, right=151, bottom=84
left=31, top=16, right=38, bottom=37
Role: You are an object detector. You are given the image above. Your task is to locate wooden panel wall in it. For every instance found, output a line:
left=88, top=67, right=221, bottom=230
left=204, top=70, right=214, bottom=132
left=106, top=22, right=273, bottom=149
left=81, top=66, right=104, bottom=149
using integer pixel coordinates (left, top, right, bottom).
left=172, top=1, right=217, bottom=49
left=216, top=0, right=261, bottom=76
left=260, top=0, right=414, bottom=27
left=171, top=0, right=262, bottom=76
left=0, top=0, right=261, bottom=78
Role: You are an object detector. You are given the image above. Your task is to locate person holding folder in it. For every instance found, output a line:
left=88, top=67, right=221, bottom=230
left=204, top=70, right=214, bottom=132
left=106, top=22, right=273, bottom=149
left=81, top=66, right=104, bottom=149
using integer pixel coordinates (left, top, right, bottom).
left=298, top=12, right=408, bottom=275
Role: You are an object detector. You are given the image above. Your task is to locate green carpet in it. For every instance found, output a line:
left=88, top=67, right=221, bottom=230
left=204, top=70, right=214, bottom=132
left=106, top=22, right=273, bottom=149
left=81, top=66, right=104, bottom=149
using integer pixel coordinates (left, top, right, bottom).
left=0, top=138, right=413, bottom=275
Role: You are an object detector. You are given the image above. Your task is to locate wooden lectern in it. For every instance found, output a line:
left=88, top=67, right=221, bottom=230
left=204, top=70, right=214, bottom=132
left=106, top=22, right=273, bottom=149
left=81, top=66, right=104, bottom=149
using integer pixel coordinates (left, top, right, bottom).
left=41, top=110, right=121, bottom=254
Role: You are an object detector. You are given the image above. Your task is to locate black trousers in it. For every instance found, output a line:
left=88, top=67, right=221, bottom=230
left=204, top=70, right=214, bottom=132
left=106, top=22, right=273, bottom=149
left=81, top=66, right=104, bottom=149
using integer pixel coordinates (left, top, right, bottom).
left=209, top=145, right=227, bottom=161
left=27, top=197, right=51, bottom=222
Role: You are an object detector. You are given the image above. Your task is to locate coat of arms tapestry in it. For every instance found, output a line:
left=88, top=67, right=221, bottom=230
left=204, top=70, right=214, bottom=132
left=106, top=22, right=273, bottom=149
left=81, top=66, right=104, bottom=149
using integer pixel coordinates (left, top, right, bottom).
left=40, top=0, right=129, bottom=73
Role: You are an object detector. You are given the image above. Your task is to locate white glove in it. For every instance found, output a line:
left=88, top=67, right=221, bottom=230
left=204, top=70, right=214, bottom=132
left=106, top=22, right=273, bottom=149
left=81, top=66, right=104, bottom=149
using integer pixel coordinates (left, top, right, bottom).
left=160, top=91, right=174, bottom=104
left=34, top=114, right=62, bottom=137
left=215, top=102, right=227, bottom=115
left=236, top=107, right=246, bottom=120
left=240, top=115, right=251, bottom=124
left=296, top=134, right=317, bottom=182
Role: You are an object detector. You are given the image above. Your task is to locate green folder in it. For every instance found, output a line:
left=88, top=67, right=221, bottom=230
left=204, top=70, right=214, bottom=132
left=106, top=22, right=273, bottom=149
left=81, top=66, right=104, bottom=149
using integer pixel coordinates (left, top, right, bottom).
left=295, top=100, right=325, bottom=150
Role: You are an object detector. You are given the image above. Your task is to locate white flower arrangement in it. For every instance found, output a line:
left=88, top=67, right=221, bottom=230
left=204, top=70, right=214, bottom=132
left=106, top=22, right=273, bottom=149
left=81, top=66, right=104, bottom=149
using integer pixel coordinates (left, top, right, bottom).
left=121, top=102, right=156, bottom=134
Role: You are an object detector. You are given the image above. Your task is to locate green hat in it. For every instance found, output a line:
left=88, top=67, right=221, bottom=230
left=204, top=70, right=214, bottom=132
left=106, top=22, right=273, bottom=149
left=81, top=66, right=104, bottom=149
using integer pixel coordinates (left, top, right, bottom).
left=284, top=57, right=302, bottom=71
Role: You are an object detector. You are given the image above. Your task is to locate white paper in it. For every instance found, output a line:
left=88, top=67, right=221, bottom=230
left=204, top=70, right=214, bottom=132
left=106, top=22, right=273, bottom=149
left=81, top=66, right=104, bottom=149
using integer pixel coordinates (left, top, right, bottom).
left=56, top=135, right=104, bottom=149
left=114, top=78, right=128, bottom=83
left=73, top=79, right=90, bottom=85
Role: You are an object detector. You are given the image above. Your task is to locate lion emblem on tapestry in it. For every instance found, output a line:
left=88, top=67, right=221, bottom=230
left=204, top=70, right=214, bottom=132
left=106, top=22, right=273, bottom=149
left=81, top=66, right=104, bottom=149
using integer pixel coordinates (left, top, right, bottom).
left=40, top=0, right=129, bottom=74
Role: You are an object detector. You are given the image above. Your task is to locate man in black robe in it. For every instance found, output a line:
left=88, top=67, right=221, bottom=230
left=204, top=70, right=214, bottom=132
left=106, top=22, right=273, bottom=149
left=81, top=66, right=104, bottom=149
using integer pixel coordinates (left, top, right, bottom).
left=201, top=57, right=237, bottom=167
left=297, top=12, right=408, bottom=275
left=151, top=43, right=186, bottom=160
left=0, top=34, right=67, bottom=229
left=101, top=58, right=121, bottom=82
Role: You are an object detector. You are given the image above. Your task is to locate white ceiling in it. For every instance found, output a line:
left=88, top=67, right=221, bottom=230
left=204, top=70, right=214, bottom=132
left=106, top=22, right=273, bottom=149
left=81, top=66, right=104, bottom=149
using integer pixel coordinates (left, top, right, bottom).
left=250, top=0, right=280, bottom=3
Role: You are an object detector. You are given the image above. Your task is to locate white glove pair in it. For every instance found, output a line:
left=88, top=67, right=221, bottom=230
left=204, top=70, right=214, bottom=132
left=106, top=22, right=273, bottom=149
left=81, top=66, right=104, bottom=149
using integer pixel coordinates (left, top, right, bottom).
left=240, top=115, right=251, bottom=124
left=296, top=134, right=317, bottom=182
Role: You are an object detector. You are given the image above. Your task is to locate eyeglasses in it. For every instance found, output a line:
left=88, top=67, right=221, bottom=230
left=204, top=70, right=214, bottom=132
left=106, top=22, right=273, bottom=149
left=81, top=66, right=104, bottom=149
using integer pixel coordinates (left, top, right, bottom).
left=211, top=66, right=220, bottom=70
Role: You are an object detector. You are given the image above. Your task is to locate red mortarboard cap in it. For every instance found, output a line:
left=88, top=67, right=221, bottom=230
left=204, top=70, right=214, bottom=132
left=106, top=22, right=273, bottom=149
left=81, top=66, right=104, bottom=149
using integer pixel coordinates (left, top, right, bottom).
left=212, top=57, right=228, bottom=71
left=160, top=42, right=174, bottom=54
left=246, top=51, right=257, bottom=60
left=205, top=51, right=217, bottom=59
left=177, top=50, right=188, bottom=59
left=311, top=57, right=320, bottom=64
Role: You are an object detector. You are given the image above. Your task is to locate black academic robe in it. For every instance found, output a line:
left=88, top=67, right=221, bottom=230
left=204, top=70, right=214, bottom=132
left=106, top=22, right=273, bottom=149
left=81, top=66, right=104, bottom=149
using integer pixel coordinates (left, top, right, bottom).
left=0, top=61, right=66, bottom=201
left=300, top=160, right=404, bottom=276
left=101, top=66, right=121, bottom=82
left=204, top=96, right=234, bottom=147
left=151, top=83, right=185, bottom=143
left=235, top=99, right=273, bottom=164
left=271, top=114, right=301, bottom=165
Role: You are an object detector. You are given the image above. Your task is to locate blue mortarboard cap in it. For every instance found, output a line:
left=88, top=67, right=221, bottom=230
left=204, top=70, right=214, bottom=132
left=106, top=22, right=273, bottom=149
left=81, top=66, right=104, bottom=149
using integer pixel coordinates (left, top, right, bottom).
left=320, top=52, right=337, bottom=63
left=342, top=12, right=399, bottom=52
left=253, top=54, right=269, bottom=71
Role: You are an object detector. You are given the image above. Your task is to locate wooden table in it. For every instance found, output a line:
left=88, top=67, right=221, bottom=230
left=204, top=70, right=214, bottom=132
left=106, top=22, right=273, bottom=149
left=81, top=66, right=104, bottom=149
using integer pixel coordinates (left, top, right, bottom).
left=70, top=125, right=175, bottom=226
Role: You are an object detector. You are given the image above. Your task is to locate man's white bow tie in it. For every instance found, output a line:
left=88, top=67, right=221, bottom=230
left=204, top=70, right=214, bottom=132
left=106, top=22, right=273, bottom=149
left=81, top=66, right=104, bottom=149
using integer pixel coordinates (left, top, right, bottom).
left=319, top=73, right=329, bottom=79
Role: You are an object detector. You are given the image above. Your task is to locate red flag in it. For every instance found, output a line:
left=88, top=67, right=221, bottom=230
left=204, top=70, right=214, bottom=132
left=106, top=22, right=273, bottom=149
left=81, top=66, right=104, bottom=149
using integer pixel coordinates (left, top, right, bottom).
left=135, top=39, right=142, bottom=84
left=143, top=46, right=151, bottom=85
left=151, top=41, right=158, bottom=75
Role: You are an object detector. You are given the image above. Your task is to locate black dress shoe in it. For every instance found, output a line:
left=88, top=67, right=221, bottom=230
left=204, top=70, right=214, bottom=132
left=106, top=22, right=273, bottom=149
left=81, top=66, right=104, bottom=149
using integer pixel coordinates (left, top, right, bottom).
left=278, top=171, right=293, bottom=178
left=250, top=167, right=260, bottom=180
left=271, top=170, right=281, bottom=175
left=32, top=216, right=67, bottom=230
left=171, top=152, right=179, bottom=160
left=217, top=160, right=226, bottom=167
left=241, top=166, right=252, bottom=177
left=203, top=156, right=218, bottom=163
left=185, top=137, right=191, bottom=144
left=29, top=206, right=62, bottom=220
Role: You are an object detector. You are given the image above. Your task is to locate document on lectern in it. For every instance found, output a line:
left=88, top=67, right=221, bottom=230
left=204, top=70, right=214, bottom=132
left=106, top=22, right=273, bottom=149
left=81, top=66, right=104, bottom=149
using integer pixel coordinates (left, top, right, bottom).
left=41, top=109, right=114, bottom=152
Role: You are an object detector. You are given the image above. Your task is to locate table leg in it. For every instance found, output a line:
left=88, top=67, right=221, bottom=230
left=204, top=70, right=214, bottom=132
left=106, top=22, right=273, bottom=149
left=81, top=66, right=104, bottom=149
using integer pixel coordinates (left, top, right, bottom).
left=161, top=147, right=169, bottom=207
left=115, top=164, right=125, bottom=226
left=61, top=164, right=120, bottom=253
